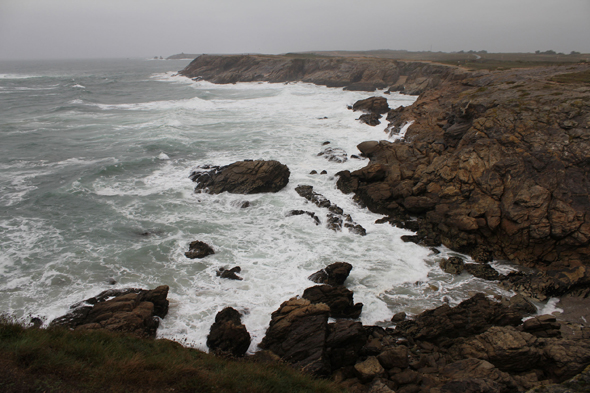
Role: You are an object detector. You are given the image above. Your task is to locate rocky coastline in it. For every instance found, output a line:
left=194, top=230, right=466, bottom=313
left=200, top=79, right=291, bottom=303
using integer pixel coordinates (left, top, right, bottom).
left=20, top=55, right=590, bottom=392
left=175, top=54, right=590, bottom=391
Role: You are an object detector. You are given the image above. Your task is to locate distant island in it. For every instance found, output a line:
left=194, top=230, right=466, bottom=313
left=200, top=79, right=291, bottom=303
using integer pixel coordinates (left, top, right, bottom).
left=166, top=52, right=200, bottom=60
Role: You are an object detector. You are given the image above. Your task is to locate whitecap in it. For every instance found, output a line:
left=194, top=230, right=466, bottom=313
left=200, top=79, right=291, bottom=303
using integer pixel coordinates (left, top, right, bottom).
left=158, top=152, right=170, bottom=160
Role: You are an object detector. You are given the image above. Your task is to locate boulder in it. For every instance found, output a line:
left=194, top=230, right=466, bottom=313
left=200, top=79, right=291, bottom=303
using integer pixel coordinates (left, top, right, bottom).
left=185, top=240, right=215, bottom=259
left=258, top=298, right=331, bottom=375
left=190, top=160, right=290, bottom=194
left=464, top=263, right=501, bottom=280
left=206, top=307, right=251, bottom=357
left=49, top=285, right=169, bottom=339
left=440, top=257, right=465, bottom=275
left=302, top=285, right=363, bottom=319
left=377, top=346, right=409, bottom=369
left=354, top=356, right=385, bottom=383
left=308, top=262, right=353, bottom=286
left=501, top=294, right=537, bottom=317
left=352, top=97, right=390, bottom=114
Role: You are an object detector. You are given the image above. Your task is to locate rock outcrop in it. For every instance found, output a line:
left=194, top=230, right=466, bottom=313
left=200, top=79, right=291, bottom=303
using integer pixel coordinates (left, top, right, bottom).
left=337, top=64, right=590, bottom=289
left=49, top=286, right=169, bottom=338
left=185, top=240, right=215, bottom=259
left=179, top=54, right=460, bottom=93
left=258, top=298, right=332, bottom=375
left=190, top=160, right=290, bottom=194
left=308, top=262, right=353, bottom=286
left=207, top=307, right=251, bottom=357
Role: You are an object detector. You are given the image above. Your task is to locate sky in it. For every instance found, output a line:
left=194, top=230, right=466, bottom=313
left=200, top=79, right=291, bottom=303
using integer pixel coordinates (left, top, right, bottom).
left=0, top=0, right=589, bottom=60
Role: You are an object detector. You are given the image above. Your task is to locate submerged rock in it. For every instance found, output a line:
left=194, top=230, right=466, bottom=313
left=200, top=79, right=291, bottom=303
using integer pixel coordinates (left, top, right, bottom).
left=190, top=160, right=290, bottom=194
left=216, top=266, right=243, bottom=280
left=317, top=147, right=348, bottom=163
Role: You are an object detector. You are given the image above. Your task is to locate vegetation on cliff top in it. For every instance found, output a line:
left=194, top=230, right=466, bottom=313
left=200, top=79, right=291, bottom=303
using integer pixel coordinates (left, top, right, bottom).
left=0, top=317, right=343, bottom=393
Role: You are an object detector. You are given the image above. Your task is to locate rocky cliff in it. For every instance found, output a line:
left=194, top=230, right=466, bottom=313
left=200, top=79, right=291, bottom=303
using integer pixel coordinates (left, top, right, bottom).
left=338, top=65, right=590, bottom=287
left=179, top=55, right=590, bottom=293
left=179, top=54, right=462, bottom=93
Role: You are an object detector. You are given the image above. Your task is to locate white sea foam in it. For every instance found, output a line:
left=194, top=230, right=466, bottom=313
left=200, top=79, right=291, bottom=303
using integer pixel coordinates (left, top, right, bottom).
left=0, top=67, right=519, bottom=351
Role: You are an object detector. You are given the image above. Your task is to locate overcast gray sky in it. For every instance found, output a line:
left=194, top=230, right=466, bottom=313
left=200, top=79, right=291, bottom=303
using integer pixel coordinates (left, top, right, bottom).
left=1, top=0, right=588, bottom=60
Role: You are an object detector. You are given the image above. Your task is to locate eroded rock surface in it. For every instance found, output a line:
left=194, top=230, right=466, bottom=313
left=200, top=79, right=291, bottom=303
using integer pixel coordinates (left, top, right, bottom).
left=49, top=285, right=169, bottom=338
left=336, top=64, right=590, bottom=295
left=190, top=160, right=290, bottom=194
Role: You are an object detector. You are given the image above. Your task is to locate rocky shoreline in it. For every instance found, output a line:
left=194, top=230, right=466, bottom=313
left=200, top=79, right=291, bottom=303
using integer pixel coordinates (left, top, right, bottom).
left=35, top=55, right=590, bottom=392
left=175, top=54, right=590, bottom=391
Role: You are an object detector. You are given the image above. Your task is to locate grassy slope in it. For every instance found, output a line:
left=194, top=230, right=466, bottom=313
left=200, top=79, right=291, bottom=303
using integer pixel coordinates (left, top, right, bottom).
left=0, top=318, right=344, bottom=393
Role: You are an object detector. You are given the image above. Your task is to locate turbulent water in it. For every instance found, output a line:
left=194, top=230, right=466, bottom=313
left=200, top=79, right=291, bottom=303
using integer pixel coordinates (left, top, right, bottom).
left=0, top=58, right=517, bottom=351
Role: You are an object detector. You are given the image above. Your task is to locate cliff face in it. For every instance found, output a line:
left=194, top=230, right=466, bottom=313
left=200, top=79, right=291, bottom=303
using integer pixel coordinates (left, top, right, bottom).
left=178, top=54, right=590, bottom=289
left=338, top=65, right=590, bottom=278
left=179, top=54, right=462, bottom=93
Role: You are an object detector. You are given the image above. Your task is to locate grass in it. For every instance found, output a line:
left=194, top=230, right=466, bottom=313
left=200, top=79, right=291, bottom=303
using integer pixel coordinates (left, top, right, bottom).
left=0, top=316, right=344, bottom=393
left=550, top=69, right=590, bottom=84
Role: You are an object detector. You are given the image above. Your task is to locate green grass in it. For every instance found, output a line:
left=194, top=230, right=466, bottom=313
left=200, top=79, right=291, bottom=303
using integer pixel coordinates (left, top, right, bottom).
left=550, top=69, right=590, bottom=84
left=0, top=316, right=344, bottom=393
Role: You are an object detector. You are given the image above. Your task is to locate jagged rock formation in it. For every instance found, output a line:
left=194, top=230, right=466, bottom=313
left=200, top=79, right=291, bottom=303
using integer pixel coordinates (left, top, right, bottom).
left=190, top=160, right=290, bottom=194
left=337, top=64, right=590, bottom=286
left=207, top=307, right=251, bottom=357
left=49, top=286, right=169, bottom=338
left=179, top=54, right=461, bottom=93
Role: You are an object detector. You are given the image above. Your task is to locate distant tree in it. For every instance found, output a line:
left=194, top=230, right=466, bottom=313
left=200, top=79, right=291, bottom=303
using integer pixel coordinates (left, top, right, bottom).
left=478, top=50, right=488, bottom=54
left=570, top=51, right=581, bottom=55
left=543, top=50, right=556, bottom=55
left=535, top=50, right=541, bottom=54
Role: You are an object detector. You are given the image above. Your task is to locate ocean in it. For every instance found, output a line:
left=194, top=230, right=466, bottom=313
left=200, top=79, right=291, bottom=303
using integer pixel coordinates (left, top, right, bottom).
left=0, top=58, right=517, bottom=351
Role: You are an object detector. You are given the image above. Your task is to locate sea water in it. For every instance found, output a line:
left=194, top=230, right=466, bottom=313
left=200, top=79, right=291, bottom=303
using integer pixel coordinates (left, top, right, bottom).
left=0, top=58, right=515, bottom=351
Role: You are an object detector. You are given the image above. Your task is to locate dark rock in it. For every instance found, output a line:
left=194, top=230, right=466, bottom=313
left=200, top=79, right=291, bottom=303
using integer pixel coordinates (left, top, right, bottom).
left=302, top=285, right=363, bottom=319
left=522, top=315, right=561, bottom=338
left=352, top=97, right=390, bottom=114
left=327, top=213, right=343, bottom=232
left=185, top=240, right=215, bottom=259
left=464, top=263, right=501, bottom=280
left=310, top=170, right=318, bottom=174
left=217, top=266, right=243, bottom=280
left=359, top=113, right=382, bottom=126
left=288, top=210, right=321, bottom=225
left=345, top=223, right=367, bottom=236
left=320, top=170, right=328, bottom=175
left=354, top=356, right=385, bottom=383
left=401, top=235, right=421, bottom=244
left=259, top=298, right=331, bottom=376
left=191, top=160, right=290, bottom=194
left=377, top=346, right=409, bottom=369
left=326, top=320, right=368, bottom=370
left=207, top=307, right=251, bottom=357
left=440, top=257, right=465, bottom=275
left=318, top=147, right=348, bottom=163
left=308, top=262, right=353, bottom=286
left=295, top=185, right=331, bottom=208
left=49, top=285, right=169, bottom=339
left=501, top=294, right=537, bottom=317
left=391, top=312, right=407, bottom=323
left=394, top=293, right=522, bottom=344
left=322, top=141, right=331, bottom=145
left=240, top=201, right=250, bottom=208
